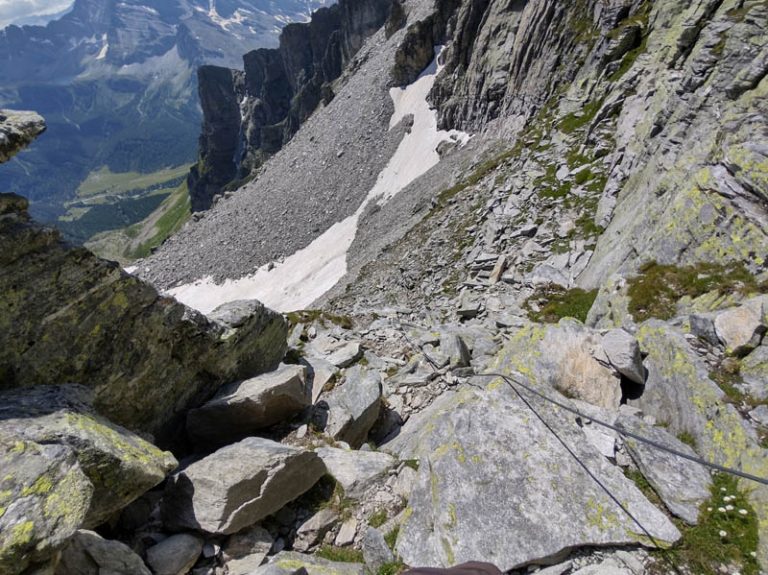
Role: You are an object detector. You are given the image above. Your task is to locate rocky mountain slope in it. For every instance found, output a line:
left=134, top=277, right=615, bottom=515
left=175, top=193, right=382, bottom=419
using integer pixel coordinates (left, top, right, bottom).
left=2, top=0, right=768, bottom=574
left=0, top=0, right=330, bottom=222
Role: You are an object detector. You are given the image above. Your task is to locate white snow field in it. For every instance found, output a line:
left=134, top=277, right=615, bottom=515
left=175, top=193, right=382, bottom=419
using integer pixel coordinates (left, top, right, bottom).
left=167, top=48, right=469, bottom=314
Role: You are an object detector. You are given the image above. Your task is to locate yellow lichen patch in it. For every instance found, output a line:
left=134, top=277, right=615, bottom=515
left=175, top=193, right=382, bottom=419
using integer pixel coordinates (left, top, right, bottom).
left=20, top=475, right=53, bottom=497
left=585, top=497, right=620, bottom=531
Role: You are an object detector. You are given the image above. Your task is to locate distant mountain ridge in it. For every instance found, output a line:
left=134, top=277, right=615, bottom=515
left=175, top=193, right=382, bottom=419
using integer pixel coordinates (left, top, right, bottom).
left=0, top=0, right=330, bottom=221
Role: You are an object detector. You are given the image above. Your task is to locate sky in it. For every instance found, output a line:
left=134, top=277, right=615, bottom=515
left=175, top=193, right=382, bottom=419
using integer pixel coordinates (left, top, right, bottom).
left=0, top=0, right=75, bottom=29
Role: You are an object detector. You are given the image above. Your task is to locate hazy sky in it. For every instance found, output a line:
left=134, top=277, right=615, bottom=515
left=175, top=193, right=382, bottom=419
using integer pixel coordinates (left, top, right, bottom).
left=0, top=0, right=75, bottom=29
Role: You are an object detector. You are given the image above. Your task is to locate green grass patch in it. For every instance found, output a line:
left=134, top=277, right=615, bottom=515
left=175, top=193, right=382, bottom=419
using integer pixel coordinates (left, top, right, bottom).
left=377, top=561, right=407, bottom=575
left=369, top=509, right=388, bottom=528
left=285, top=310, right=353, bottom=330
left=652, top=474, right=759, bottom=575
left=677, top=430, right=697, bottom=449
left=129, top=181, right=191, bottom=259
left=525, top=285, right=598, bottom=323
left=558, top=99, right=605, bottom=134
left=627, top=261, right=766, bottom=322
left=402, top=459, right=420, bottom=471
left=384, top=526, right=399, bottom=551
left=316, top=546, right=365, bottom=563
left=77, top=164, right=190, bottom=198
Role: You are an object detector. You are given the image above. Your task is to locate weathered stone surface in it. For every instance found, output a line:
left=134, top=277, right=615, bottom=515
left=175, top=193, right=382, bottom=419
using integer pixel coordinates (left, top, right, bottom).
left=0, top=385, right=177, bottom=527
left=0, top=110, right=46, bottom=163
left=714, top=298, right=767, bottom=356
left=689, top=313, right=720, bottom=346
left=293, top=508, right=338, bottom=552
left=268, top=551, right=366, bottom=575
left=162, top=437, right=326, bottom=534
left=325, top=342, right=364, bottom=368
left=303, top=356, right=339, bottom=403
left=315, top=447, right=396, bottom=499
left=750, top=405, right=768, bottom=427
left=617, top=414, right=712, bottom=525
left=501, top=321, right=622, bottom=410
left=632, top=321, right=768, bottom=563
left=0, top=194, right=287, bottom=445
left=742, top=344, right=768, bottom=401
left=384, top=382, right=680, bottom=570
left=601, top=329, right=645, bottom=385
left=187, top=364, right=311, bottom=448
left=439, top=333, right=471, bottom=368
left=223, top=525, right=273, bottom=575
left=56, top=530, right=151, bottom=575
left=146, top=533, right=204, bottom=575
left=0, top=437, right=93, bottom=575
left=335, top=518, right=358, bottom=546
left=362, top=528, right=394, bottom=572
left=323, top=366, right=382, bottom=447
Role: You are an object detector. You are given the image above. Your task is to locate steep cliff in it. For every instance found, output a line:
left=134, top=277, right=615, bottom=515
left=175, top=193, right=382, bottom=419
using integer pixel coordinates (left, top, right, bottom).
left=189, top=0, right=394, bottom=211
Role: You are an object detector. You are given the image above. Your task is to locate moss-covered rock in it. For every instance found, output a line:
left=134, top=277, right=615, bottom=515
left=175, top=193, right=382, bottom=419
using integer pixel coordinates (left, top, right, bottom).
left=0, top=196, right=287, bottom=446
left=0, top=385, right=177, bottom=528
left=632, top=321, right=768, bottom=565
left=0, top=436, right=92, bottom=575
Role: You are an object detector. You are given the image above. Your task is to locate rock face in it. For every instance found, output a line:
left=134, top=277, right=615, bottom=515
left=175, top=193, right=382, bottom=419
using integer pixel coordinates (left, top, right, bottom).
left=385, top=385, right=681, bottom=570
left=0, top=385, right=177, bottom=528
left=714, top=297, right=766, bottom=356
left=0, top=110, right=46, bottom=163
left=189, top=0, right=394, bottom=210
left=162, top=437, right=326, bottom=534
left=0, top=192, right=287, bottom=444
left=146, top=533, right=204, bottom=575
left=56, top=530, right=151, bottom=575
left=315, top=447, right=396, bottom=499
left=323, top=365, right=383, bottom=447
left=187, top=363, right=311, bottom=448
left=0, top=437, right=93, bottom=575
left=617, top=414, right=711, bottom=525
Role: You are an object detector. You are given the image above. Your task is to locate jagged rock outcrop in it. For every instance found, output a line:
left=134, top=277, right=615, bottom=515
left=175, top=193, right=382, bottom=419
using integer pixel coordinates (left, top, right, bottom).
left=0, top=190, right=287, bottom=444
left=0, top=111, right=46, bottom=163
left=189, top=0, right=394, bottom=211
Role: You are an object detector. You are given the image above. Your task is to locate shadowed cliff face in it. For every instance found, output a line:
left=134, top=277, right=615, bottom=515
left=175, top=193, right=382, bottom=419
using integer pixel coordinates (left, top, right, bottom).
left=189, top=0, right=393, bottom=212
left=0, top=109, right=288, bottom=446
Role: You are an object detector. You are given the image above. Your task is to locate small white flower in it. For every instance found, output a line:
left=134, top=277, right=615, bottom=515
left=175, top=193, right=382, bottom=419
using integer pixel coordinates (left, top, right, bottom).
left=719, top=530, right=728, bottom=537
left=721, top=487, right=727, bottom=492
left=738, top=509, right=748, bottom=516
left=718, top=507, right=727, bottom=513
left=726, top=505, right=735, bottom=511
left=751, top=552, right=758, bottom=558
left=707, top=507, right=713, bottom=512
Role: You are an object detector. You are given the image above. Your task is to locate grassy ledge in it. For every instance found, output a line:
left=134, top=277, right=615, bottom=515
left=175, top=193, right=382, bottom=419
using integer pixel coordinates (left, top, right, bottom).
left=524, top=285, right=598, bottom=323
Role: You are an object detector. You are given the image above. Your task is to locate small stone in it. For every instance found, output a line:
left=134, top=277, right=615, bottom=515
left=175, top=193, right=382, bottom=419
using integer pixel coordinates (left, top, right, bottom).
left=146, top=534, right=204, bottom=575
left=335, top=518, right=358, bottom=546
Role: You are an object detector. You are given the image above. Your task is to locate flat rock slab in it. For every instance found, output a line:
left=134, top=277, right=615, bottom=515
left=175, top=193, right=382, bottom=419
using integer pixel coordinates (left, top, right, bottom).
left=162, top=437, right=326, bottom=534
left=315, top=447, right=396, bottom=499
left=56, top=530, right=151, bottom=575
left=323, top=365, right=382, bottom=448
left=0, top=436, right=93, bottom=575
left=267, top=551, right=366, bottom=575
left=741, top=344, right=768, bottom=401
left=0, top=385, right=177, bottom=527
left=617, top=415, right=711, bottom=525
left=325, top=342, right=364, bottom=368
left=187, top=363, right=311, bottom=448
left=384, top=385, right=680, bottom=571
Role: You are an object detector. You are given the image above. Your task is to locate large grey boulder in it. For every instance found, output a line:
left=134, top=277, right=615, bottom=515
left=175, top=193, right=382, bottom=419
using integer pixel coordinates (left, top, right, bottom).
left=162, top=437, right=326, bottom=534
left=323, top=366, right=382, bottom=447
left=0, top=437, right=93, bottom=575
left=499, top=321, right=622, bottom=410
left=383, top=384, right=680, bottom=570
left=267, top=551, right=366, bottom=575
left=0, top=385, right=177, bottom=527
left=362, top=528, right=394, bottom=572
left=0, top=110, right=46, bottom=163
left=601, top=329, right=645, bottom=385
left=187, top=364, right=311, bottom=448
left=315, top=447, right=396, bottom=499
left=223, top=526, right=273, bottom=575
left=56, top=530, right=151, bottom=575
left=146, top=533, right=204, bottom=575
left=714, top=297, right=766, bottom=356
left=617, top=415, right=712, bottom=525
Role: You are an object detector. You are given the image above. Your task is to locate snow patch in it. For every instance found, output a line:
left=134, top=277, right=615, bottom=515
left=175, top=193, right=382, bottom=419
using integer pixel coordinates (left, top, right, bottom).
left=167, top=48, right=470, bottom=314
left=95, top=34, right=109, bottom=60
